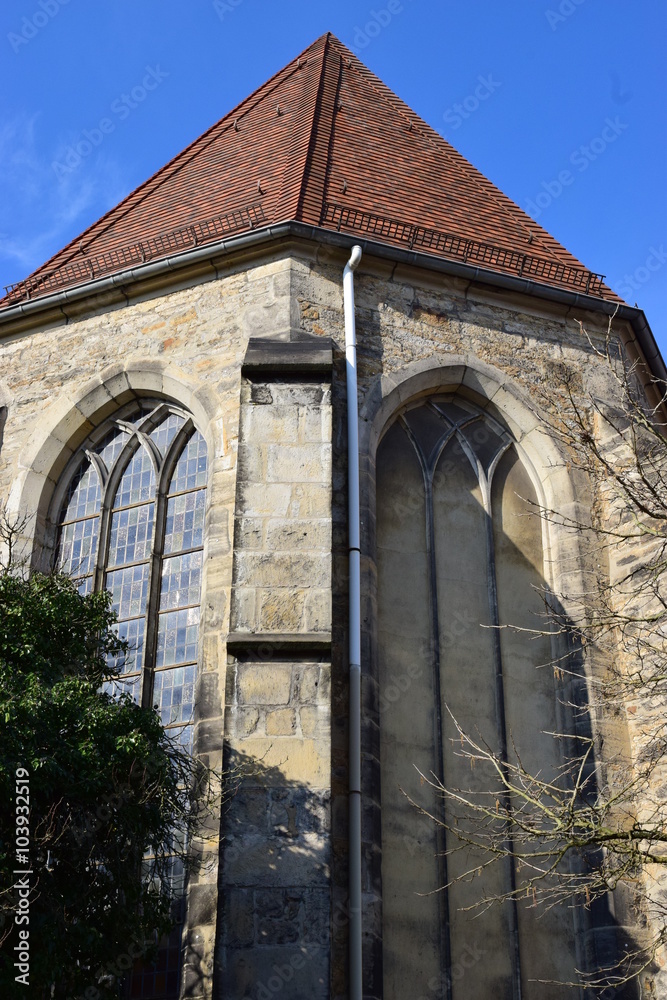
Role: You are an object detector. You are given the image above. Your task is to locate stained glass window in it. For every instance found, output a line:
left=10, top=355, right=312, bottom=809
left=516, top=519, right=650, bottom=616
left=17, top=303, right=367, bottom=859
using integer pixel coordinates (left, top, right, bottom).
left=54, top=401, right=207, bottom=999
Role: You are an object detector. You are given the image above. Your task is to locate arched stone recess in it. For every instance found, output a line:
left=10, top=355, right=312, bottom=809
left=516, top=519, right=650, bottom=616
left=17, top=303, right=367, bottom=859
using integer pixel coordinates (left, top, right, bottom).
left=360, top=354, right=590, bottom=621
left=358, top=356, right=604, bottom=998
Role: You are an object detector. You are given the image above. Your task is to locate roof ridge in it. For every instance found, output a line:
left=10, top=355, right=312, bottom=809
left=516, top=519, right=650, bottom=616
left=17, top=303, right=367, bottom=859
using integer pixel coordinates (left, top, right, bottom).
left=273, top=35, right=330, bottom=221
left=294, top=35, right=344, bottom=225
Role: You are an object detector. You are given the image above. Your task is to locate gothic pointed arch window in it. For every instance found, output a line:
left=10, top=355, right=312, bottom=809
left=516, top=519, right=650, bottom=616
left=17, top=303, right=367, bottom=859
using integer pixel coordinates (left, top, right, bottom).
left=55, top=399, right=208, bottom=753
left=376, top=394, right=579, bottom=1000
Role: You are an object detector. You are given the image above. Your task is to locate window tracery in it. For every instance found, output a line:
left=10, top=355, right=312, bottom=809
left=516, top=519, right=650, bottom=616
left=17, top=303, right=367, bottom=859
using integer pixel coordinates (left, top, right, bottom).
left=55, top=399, right=207, bottom=752
left=377, top=394, right=576, bottom=998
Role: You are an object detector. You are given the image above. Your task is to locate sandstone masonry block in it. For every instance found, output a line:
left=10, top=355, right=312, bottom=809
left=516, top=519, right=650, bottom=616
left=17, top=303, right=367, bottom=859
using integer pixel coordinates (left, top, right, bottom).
left=287, top=483, right=331, bottom=517
left=259, top=590, right=305, bottom=632
left=237, top=664, right=292, bottom=706
left=234, top=551, right=330, bottom=589
left=304, top=589, right=332, bottom=632
left=266, top=443, right=331, bottom=484
left=266, top=708, right=297, bottom=736
left=265, top=517, right=330, bottom=552
left=300, top=705, right=327, bottom=737
left=247, top=404, right=299, bottom=443
left=300, top=665, right=324, bottom=704
left=238, top=483, right=291, bottom=517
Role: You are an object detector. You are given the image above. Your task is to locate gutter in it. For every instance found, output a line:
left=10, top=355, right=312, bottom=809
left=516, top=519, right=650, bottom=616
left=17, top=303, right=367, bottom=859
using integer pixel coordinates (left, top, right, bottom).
left=343, top=245, right=363, bottom=1000
left=0, top=221, right=663, bottom=383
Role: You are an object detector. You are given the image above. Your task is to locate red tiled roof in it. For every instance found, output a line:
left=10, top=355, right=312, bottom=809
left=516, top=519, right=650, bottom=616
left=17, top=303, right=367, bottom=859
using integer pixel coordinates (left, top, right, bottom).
left=1, top=33, right=622, bottom=307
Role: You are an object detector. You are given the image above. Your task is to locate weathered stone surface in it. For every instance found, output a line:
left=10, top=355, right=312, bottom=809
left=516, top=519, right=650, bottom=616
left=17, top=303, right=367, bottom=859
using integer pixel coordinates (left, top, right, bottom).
left=266, top=442, right=331, bottom=483
left=234, top=551, right=330, bottom=589
left=300, top=705, right=327, bottom=737
left=266, top=708, right=297, bottom=736
left=259, top=590, right=305, bottom=632
left=303, top=589, right=332, bottom=632
left=230, top=737, right=329, bottom=786
left=1, top=244, right=657, bottom=999
left=300, top=665, right=327, bottom=704
left=264, top=517, right=330, bottom=552
left=225, top=889, right=255, bottom=949
left=237, top=663, right=293, bottom=705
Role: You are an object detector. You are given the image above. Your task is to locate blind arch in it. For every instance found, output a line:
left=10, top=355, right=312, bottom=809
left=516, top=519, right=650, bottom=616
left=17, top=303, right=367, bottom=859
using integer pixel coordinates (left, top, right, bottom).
left=377, top=394, right=578, bottom=999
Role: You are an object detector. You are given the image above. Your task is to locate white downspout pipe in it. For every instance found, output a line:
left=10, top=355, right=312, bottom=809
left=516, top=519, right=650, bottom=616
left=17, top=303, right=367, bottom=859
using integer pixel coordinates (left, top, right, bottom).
left=344, top=245, right=363, bottom=1000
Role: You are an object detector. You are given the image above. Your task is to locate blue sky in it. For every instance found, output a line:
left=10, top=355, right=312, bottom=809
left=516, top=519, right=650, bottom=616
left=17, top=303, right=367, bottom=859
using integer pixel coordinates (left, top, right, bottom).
left=1, top=0, right=665, bottom=353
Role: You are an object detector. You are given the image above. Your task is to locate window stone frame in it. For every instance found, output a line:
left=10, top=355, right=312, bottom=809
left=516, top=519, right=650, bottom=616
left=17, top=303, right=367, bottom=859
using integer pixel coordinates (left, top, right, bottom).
left=352, top=354, right=595, bottom=997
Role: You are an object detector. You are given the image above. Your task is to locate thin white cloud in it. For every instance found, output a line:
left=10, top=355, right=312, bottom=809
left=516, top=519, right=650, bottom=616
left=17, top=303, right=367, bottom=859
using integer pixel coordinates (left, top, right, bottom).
left=0, top=111, right=128, bottom=287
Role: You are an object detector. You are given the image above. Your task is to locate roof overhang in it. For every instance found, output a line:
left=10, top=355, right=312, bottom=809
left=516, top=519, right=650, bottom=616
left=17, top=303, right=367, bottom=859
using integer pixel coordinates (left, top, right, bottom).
left=1, top=220, right=664, bottom=383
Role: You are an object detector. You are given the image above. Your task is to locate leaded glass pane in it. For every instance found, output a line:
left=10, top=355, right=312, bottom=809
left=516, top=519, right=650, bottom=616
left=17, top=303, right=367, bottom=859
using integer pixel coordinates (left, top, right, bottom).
left=153, top=664, right=196, bottom=726
left=96, top=425, right=130, bottom=472
left=168, top=724, right=193, bottom=755
left=103, top=674, right=141, bottom=704
left=169, top=432, right=207, bottom=494
left=159, top=551, right=203, bottom=611
left=76, top=575, right=94, bottom=597
left=108, top=503, right=155, bottom=568
left=163, top=490, right=205, bottom=554
left=166, top=854, right=186, bottom=898
left=128, top=923, right=182, bottom=999
left=61, top=460, right=101, bottom=522
left=107, top=564, right=150, bottom=621
left=113, top=447, right=156, bottom=508
left=155, top=606, right=200, bottom=668
left=55, top=407, right=205, bottom=1000
left=57, top=517, right=99, bottom=580
left=108, top=617, right=146, bottom=675
left=150, top=413, right=186, bottom=456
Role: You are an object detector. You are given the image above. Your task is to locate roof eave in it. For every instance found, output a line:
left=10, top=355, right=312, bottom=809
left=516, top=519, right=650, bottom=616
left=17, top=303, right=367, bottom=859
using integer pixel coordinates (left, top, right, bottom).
left=0, top=220, right=663, bottom=382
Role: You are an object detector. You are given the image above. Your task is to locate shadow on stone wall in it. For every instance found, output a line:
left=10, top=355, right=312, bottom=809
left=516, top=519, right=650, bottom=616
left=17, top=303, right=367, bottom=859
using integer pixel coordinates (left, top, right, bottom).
left=368, top=398, right=649, bottom=998
left=214, top=746, right=331, bottom=1000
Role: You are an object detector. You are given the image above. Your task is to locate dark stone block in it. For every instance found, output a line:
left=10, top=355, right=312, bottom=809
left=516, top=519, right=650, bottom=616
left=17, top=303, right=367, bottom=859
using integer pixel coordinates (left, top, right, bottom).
left=242, top=337, right=333, bottom=377
left=225, top=786, right=269, bottom=836
left=223, top=888, right=255, bottom=948
left=196, top=671, right=221, bottom=721
left=195, top=717, right=223, bottom=754
left=186, top=883, right=217, bottom=929
left=250, top=382, right=273, bottom=404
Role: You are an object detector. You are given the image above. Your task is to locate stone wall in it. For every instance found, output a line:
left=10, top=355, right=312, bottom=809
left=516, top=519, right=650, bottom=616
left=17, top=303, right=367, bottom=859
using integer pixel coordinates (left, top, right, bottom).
left=0, top=241, right=659, bottom=998
left=217, top=653, right=331, bottom=999
left=217, top=340, right=333, bottom=998
left=0, top=251, right=335, bottom=1000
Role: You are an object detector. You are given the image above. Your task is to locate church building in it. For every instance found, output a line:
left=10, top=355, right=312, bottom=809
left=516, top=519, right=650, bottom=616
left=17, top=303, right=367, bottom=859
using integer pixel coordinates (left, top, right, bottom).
left=0, top=32, right=663, bottom=1000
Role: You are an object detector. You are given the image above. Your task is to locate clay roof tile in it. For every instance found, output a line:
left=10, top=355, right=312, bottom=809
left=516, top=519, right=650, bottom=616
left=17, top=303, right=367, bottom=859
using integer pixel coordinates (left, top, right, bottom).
left=0, top=32, right=621, bottom=307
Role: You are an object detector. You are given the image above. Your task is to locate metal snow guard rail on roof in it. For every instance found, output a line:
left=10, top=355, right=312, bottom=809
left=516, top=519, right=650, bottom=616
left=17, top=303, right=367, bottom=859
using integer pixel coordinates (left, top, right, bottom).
left=323, top=203, right=605, bottom=296
left=3, top=203, right=266, bottom=304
